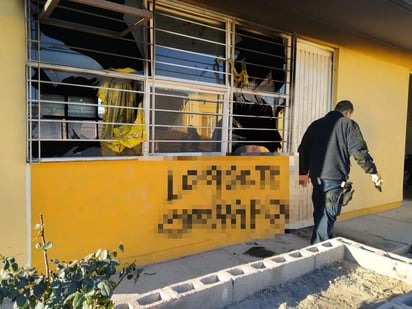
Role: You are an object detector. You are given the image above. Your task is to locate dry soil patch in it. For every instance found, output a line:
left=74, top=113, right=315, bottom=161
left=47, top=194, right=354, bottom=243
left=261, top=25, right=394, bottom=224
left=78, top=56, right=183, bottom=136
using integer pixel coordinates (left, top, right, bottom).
left=226, top=260, right=412, bottom=309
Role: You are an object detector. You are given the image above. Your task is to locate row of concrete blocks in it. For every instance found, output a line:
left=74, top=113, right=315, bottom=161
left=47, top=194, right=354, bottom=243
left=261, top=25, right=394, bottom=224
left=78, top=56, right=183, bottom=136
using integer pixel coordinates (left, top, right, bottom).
left=113, top=237, right=412, bottom=309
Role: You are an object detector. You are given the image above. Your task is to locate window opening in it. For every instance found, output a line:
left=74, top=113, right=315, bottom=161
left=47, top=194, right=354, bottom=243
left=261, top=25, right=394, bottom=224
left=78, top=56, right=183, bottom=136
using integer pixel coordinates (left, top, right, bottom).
left=26, top=0, right=299, bottom=160
left=35, top=0, right=149, bottom=71
left=27, top=0, right=150, bottom=160
left=154, top=9, right=226, bottom=84
left=39, top=0, right=152, bottom=40
left=228, top=27, right=290, bottom=154
left=150, top=87, right=224, bottom=154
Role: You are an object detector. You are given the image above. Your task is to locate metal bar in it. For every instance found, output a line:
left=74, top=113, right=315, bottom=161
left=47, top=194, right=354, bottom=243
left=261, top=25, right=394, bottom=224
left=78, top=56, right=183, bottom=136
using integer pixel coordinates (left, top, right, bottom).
left=28, top=61, right=145, bottom=81
left=39, top=0, right=60, bottom=21
left=39, top=0, right=153, bottom=38
left=41, top=17, right=121, bottom=39
left=119, top=18, right=145, bottom=37
left=69, top=0, right=153, bottom=19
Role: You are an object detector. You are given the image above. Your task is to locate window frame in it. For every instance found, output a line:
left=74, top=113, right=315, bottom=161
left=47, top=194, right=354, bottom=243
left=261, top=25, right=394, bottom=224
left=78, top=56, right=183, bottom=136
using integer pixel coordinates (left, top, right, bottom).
left=26, top=0, right=296, bottom=161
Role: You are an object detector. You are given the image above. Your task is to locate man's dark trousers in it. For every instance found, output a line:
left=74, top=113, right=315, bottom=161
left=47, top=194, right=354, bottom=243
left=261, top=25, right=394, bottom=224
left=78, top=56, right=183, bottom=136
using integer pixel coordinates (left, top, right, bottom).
left=310, top=179, right=343, bottom=244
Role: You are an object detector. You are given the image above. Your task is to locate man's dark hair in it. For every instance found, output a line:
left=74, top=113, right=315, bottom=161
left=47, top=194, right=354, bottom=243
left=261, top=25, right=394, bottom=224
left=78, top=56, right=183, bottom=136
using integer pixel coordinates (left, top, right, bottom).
left=335, top=100, right=354, bottom=112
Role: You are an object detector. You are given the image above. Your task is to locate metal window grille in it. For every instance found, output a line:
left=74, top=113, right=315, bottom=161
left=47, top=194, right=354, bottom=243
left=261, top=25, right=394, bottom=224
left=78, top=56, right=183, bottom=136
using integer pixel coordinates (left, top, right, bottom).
left=26, top=0, right=294, bottom=161
left=229, top=27, right=291, bottom=154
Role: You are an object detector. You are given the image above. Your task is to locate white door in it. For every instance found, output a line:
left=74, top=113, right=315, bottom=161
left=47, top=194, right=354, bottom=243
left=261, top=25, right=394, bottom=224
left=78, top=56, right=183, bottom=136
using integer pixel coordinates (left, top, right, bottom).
left=288, top=39, right=334, bottom=229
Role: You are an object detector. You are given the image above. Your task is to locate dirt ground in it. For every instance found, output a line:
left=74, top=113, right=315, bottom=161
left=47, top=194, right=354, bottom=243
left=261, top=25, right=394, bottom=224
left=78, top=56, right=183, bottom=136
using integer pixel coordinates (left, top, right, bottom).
left=225, top=260, right=412, bottom=309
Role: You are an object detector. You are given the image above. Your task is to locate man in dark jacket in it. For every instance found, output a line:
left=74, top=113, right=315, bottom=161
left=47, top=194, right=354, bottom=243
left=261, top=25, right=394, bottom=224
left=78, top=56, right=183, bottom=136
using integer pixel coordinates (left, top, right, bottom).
left=298, top=100, right=382, bottom=244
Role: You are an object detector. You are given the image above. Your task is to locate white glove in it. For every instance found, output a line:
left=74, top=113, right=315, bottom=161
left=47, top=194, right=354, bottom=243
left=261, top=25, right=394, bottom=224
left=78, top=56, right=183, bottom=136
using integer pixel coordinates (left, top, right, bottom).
left=371, top=174, right=383, bottom=186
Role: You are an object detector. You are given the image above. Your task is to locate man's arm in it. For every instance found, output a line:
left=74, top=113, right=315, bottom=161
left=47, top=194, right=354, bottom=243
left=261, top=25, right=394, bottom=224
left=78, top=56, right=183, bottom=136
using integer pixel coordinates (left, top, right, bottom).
left=348, top=121, right=377, bottom=174
left=348, top=121, right=383, bottom=188
left=352, top=150, right=377, bottom=174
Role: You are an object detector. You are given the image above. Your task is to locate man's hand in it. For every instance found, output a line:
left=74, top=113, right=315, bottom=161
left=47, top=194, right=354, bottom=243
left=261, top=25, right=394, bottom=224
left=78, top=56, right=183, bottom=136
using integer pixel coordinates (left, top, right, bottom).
left=299, top=175, right=310, bottom=187
left=371, top=173, right=383, bottom=191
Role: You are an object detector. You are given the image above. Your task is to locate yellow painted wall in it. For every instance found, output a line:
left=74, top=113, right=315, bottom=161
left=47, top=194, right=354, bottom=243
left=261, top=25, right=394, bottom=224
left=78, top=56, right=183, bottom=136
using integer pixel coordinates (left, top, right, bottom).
left=2, top=0, right=411, bottom=270
left=0, top=0, right=27, bottom=263
left=405, top=75, right=412, bottom=155
left=335, top=48, right=410, bottom=213
left=31, top=156, right=288, bottom=269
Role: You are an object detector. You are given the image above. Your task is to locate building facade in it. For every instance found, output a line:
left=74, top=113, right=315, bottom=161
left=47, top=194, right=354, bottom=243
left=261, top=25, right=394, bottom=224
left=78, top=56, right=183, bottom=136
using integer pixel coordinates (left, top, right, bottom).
left=1, top=0, right=411, bottom=268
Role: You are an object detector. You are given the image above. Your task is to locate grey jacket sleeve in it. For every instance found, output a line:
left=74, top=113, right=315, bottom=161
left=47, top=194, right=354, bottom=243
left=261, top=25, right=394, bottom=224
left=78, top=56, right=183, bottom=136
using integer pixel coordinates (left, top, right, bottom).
left=347, top=120, right=378, bottom=174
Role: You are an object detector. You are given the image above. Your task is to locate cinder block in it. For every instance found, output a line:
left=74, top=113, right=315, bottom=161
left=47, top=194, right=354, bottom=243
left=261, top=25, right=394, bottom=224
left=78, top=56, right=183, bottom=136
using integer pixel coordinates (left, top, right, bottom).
left=158, top=271, right=233, bottom=309
left=134, top=287, right=178, bottom=308
left=275, top=249, right=316, bottom=282
left=230, top=261, right=283, bottom=303
left=112, top=237, right=412, bottom=309
left=345, top=245, right=412, bottom=284
left=305, top=240, right=346, bottom=269
left=334, top=237, right=355, bottom=246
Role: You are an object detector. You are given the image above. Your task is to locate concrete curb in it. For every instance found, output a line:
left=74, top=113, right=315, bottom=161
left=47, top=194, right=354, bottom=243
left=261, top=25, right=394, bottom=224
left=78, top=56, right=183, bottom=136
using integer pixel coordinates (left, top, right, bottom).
left=2, top=237, right=411, bottom=309
left=112, top=237, right=412, bottom=309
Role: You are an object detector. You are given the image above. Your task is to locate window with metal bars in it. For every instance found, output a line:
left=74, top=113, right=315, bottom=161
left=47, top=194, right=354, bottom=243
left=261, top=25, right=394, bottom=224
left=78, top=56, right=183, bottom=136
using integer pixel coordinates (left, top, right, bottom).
left=26, top=0, right=291, bottom=161
left=229, top=27, right=290, bottom=153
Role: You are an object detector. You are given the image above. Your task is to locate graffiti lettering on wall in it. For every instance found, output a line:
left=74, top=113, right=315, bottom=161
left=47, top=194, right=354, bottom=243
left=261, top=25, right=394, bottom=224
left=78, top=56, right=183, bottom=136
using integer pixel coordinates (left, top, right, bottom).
left=158, top=165, right=288, bottom=237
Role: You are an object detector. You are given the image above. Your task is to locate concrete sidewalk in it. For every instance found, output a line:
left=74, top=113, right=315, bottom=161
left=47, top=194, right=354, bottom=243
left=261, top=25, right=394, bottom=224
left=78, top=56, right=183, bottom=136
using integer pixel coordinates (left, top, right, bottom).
left=116, top=234, right=310, bottom=295
left=115, top=199, right=412, bottom=297
left=333, top=199, right=412, bottom=254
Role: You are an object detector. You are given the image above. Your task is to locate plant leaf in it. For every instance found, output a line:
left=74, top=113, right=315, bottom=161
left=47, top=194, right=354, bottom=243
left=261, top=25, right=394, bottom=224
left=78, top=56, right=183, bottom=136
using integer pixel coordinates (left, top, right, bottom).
left=43, top=241, right=53, bottom=251
left=97, top=280, right=112, bottom=297
left=134, top=267, right=143, bottom=284
left=98, top=250, right=108, bottom=261
left=50, top=258, right=59, bottom=264
left=7, top=257, right=15, bottom=264
left=63, top=292, right=76, bottom=305
left=72, top=292, right=86, bottom=309
left=118, top=243, right=124, bottom=252
left=95, top=249, right=101, bottom=258
left=33, top=282, right=46, bottom=297
left=15, top=294, right=27, bottom=307
left=82, top=302, right=93, bottom=309
left=16, top=277, right=29, bottom=289
left=81, top=279, right=94, bottom=292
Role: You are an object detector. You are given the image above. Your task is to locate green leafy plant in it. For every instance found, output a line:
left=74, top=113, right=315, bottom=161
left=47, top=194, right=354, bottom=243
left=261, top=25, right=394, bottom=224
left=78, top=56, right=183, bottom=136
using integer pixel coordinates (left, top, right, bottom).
left=0, top=214, right=142, bottom=308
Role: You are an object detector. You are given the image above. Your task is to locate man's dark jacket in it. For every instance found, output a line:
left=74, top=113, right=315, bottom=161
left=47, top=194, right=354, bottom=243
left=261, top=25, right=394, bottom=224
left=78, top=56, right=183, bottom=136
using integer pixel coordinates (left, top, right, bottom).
left=298, top=111, right=377, bottom=181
